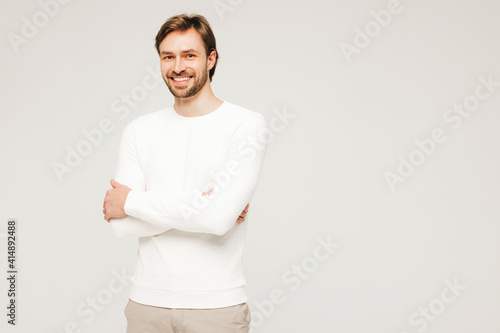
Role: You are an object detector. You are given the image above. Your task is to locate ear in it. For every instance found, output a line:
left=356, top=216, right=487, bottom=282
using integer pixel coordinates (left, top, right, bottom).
left=207, top=50, right=217, bottom=70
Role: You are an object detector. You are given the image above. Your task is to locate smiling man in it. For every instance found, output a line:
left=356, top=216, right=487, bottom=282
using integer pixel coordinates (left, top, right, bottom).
left=102, top=14, right=268, bottom=333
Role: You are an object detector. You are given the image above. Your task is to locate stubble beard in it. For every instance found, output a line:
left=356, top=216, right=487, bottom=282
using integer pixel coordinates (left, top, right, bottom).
left=165, top=65, right=209, bottom=99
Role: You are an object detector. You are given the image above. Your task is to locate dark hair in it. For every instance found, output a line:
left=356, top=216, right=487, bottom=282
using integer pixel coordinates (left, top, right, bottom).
left=155, top=14, right=219, bottom=81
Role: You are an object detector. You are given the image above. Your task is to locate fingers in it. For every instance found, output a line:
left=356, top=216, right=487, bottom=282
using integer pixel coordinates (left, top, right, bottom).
left=104, top=206, right=111, bottom=222
left=103, top=201, right=108, bottom=222
left=241, top=204, right=249, bottom=217
left=202, top=188, right=214, bottom=196
left=104, top=184, right=115, bottom=222
left=236, top=203, right=250, bottom=223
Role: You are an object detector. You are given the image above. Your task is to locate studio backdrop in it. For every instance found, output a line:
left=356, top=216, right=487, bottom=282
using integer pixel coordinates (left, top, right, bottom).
left=1, top=0, right=499, bottom=332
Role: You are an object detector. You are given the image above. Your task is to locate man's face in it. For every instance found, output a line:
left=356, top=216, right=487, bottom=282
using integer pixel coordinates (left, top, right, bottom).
left=158, top=28, right=214, bottom=99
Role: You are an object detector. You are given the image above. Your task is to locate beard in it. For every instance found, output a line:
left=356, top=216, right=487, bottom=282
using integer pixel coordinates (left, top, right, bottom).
left=164, top=65, right=209, bottom=99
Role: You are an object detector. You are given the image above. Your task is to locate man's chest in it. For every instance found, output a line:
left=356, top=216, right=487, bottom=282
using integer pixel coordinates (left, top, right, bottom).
left=137, top=125, right=232, bottom=190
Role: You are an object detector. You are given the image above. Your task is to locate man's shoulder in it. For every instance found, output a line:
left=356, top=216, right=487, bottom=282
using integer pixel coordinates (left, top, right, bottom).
left=223, top=101, right=267, bottom=137
left=223, top=101, right=266, bottom=125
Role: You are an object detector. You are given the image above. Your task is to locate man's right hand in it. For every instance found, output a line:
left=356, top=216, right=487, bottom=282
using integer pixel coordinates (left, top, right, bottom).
left=202, top=189, right=249, bottom=223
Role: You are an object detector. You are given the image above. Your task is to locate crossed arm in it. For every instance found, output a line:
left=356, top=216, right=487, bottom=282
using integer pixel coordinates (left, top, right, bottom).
left=103, top=182, right=249, bottom=227
left=104, top=114, right=268, bottom=238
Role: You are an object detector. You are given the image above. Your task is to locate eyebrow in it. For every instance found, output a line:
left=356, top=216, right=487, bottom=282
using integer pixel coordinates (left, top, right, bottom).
left=160, top=49, right=200, bottom=55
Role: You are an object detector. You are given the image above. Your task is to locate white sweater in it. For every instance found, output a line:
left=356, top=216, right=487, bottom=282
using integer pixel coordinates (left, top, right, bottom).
left=109, top=101, right=268, bottom=309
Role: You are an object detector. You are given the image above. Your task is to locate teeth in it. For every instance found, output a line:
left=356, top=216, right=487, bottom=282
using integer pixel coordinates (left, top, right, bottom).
left=173, top=77, right=190, bottom=82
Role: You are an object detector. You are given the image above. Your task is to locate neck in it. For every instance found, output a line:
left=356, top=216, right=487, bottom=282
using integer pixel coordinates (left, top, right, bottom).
left=173, top=82, right=223, bottom=117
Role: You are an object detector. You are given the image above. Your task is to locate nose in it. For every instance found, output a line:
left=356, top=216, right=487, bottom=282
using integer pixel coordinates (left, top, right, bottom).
left=173, top=58, right=186, bottom=75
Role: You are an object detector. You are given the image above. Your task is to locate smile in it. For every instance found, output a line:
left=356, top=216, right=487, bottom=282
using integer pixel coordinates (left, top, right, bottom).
left=171, top=76, right=192, bottom=82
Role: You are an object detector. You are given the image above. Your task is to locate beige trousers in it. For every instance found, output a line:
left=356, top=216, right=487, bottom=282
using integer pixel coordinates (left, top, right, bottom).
left=124, top=299, right=251, bottom=333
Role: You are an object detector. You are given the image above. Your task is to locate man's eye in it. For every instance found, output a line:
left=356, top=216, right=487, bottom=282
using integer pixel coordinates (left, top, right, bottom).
left=164, top=56, right=173, bottom=60
left=187, top=54, right=195, bottom=58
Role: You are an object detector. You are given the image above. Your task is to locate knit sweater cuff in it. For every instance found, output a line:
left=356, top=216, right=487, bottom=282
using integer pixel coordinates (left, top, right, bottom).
left=124, top=189, right=144, bottom=219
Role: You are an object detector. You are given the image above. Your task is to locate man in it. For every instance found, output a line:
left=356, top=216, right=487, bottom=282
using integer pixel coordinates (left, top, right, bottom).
left=102, top=13, right=268, bottom=333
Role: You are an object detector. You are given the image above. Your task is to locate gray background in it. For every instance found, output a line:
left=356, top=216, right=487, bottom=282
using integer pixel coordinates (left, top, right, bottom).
left=1, top=0, right=499, bottom=332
